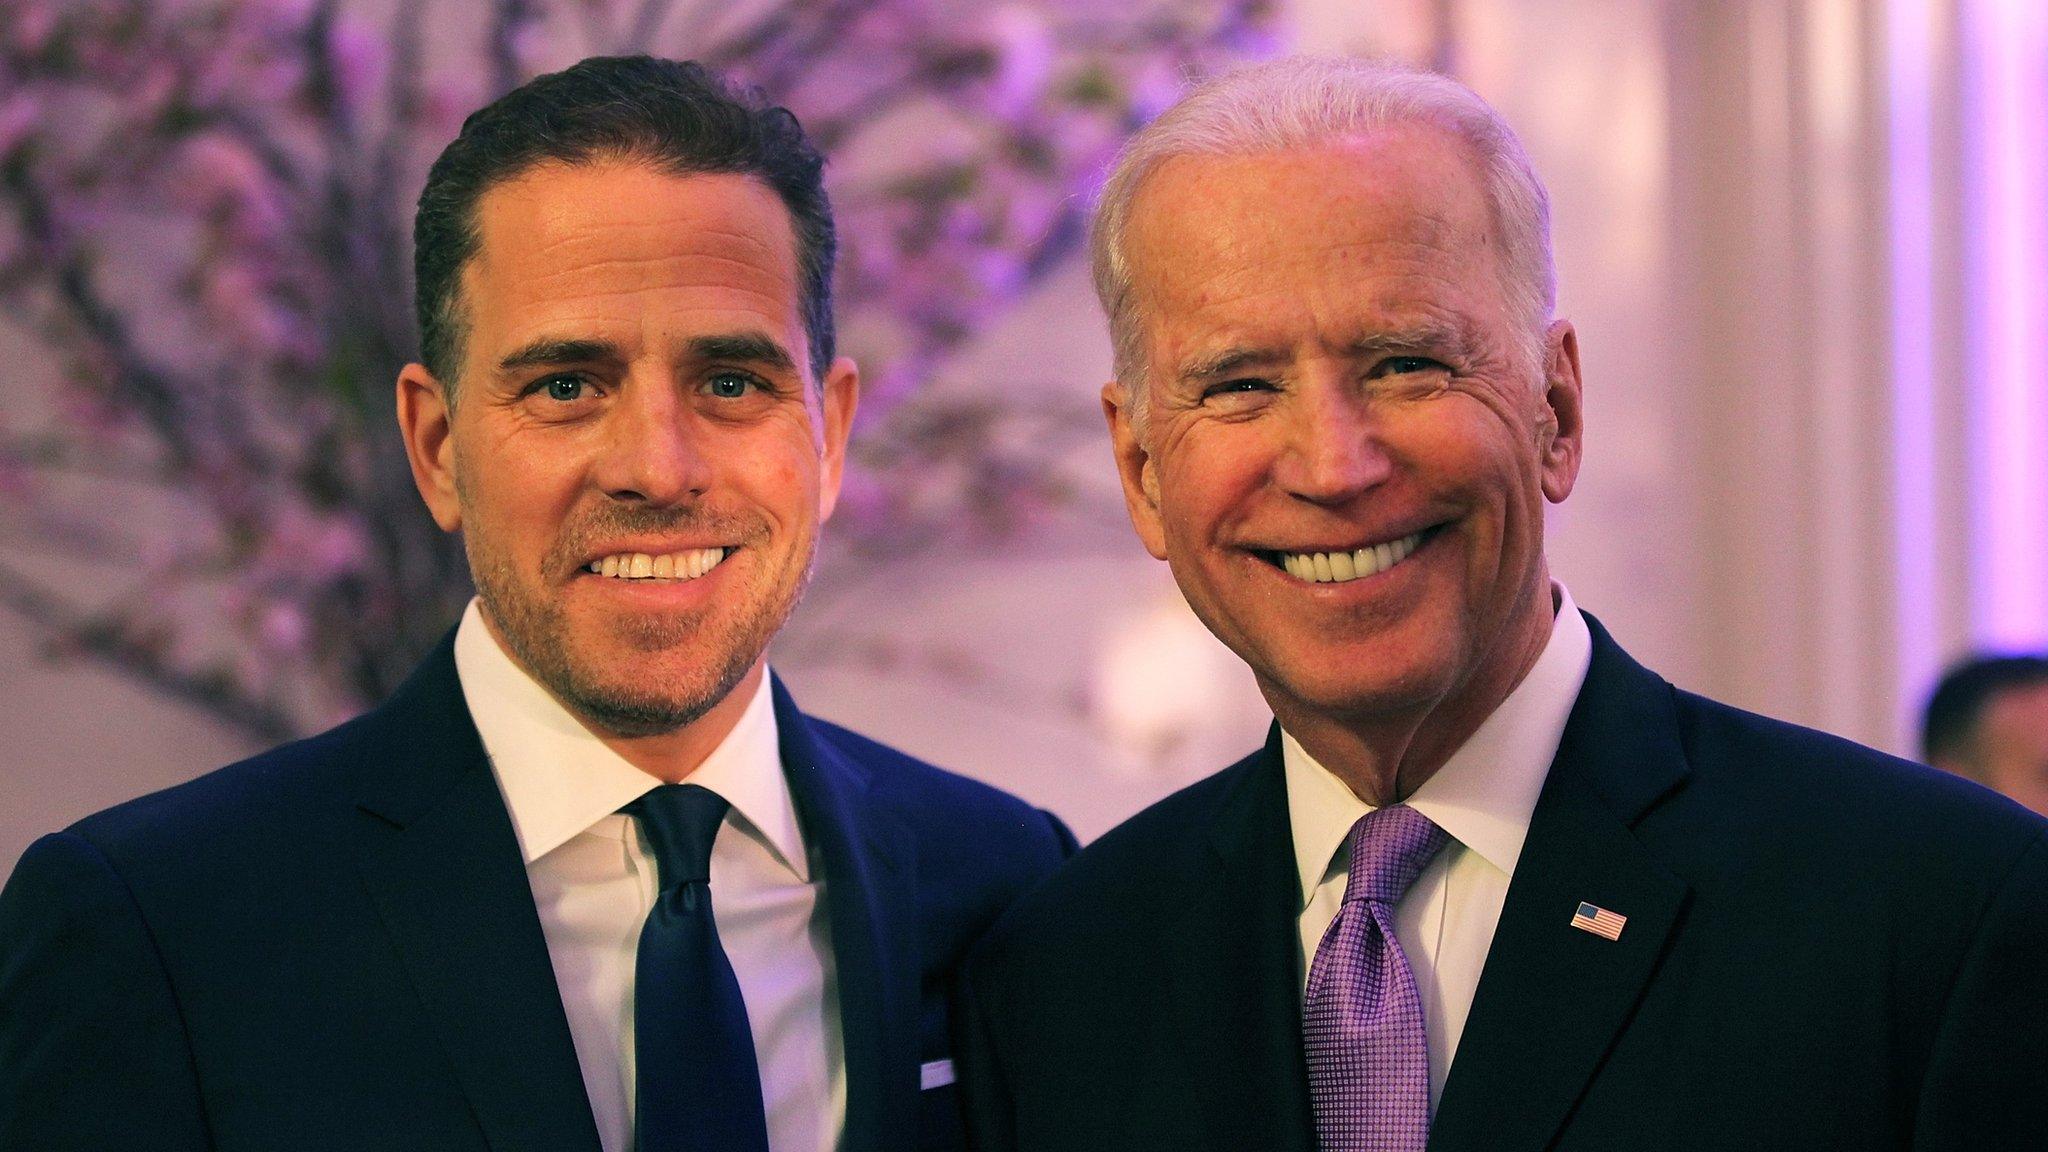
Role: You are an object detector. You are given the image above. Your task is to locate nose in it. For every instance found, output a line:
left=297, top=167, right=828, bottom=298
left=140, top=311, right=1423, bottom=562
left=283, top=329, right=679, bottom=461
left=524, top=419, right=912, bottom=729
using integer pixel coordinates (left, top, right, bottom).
left=590, top=376, right=714, bottom=507
left=1273, top=382, right=1394, bottom=505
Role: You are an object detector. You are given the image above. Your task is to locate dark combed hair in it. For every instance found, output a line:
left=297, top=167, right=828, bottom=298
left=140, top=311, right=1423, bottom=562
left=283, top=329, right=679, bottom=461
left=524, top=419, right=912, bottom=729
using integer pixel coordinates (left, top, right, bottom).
left=412, top=56, right=836, bottom=386
left=1921, top=653, right=2048, bottom=765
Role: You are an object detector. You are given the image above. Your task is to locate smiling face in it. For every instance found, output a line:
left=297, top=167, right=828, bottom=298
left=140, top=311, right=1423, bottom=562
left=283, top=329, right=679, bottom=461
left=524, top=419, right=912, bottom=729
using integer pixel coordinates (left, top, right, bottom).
left=398, top=160, right=856, bottom=738
left=1105, top=125, right=1582, bottom=756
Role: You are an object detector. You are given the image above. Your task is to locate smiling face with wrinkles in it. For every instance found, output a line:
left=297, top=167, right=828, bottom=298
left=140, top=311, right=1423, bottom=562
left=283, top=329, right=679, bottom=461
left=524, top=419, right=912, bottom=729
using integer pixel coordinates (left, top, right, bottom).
left=1104, top=123, right=1583, bottom=782
left=398, top=160, right=857, bottom=741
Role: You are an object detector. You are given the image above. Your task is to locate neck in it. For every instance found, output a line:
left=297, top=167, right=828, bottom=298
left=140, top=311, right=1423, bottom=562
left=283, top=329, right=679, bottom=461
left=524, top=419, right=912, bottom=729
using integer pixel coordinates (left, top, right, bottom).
left=1273, top=583, right=1558, bottom=808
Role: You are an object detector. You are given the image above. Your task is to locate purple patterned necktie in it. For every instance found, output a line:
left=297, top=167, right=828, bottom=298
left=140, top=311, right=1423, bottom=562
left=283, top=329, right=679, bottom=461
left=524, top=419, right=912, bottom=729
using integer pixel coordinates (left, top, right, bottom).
left=1303, top=804, right=1451, bottom=1152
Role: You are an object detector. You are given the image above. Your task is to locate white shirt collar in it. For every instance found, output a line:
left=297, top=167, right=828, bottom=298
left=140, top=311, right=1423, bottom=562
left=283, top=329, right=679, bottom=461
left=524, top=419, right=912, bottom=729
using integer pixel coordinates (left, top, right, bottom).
left=1282, top=584, right=1593, bottom=907
left=452, top=599, right=808, bottom=879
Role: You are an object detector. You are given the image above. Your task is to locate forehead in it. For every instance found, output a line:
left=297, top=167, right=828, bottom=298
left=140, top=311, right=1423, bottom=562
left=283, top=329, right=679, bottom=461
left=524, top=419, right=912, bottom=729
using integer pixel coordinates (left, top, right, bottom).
left=1122, top=125, right=1506, bottom=340
left=462, top=161, right=802, bottom=354
left=1984, top=681, right=2048, bottom=739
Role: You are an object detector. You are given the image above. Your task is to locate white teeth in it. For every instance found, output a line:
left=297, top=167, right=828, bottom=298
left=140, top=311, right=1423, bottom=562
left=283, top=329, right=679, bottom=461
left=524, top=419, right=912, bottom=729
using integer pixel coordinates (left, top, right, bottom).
left=1276, top=531, right=1426, bottom=585
left=585, top=547, right=729, bottom=581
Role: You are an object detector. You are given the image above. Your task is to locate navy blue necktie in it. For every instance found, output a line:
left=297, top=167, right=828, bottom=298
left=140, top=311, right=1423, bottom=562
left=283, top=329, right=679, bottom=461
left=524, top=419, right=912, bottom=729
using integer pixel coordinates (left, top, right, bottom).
left=623, top=784, right=771, bottom=1152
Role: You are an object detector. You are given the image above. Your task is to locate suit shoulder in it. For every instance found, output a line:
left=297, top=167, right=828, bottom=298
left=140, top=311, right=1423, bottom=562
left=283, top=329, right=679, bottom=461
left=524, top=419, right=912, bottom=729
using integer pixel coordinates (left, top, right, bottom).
left=1669, top=686, right=2046, bottom=869
left=1072, top=753, right=1254, bottom=871
left=974, top=747, right=1263, bottom=962
left=809, top=719, right=1055, bottom=829
left=806, top=716, right=1075, bottom=872
left=59, top=711, right=380, bottom=868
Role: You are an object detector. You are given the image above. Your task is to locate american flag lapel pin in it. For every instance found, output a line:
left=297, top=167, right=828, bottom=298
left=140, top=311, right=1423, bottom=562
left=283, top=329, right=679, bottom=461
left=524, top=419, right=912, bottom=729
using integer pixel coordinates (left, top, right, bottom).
left=1570, top=901, right=1627, bottom=941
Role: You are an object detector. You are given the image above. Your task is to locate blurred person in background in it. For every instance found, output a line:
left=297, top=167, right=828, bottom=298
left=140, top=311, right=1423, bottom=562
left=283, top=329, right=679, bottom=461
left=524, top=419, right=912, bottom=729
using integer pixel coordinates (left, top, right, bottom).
left=956, top=56, right=2048, bottom=1152
left=0, top=56, right=1071, bottom=1152
left=1923, top=653, right=2048, bottom=817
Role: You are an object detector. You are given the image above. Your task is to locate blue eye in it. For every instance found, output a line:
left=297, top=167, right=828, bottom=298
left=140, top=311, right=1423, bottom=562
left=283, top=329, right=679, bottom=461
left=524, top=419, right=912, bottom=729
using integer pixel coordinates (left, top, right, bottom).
left=706, top=372, right=757, bottom=399
left=539, top=375, right=585, bottom=401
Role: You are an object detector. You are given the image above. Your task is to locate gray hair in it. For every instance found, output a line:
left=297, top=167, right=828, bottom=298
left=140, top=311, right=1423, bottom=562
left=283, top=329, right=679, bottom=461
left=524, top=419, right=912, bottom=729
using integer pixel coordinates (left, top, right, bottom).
left=1090, top=56, right=1556, bottom=407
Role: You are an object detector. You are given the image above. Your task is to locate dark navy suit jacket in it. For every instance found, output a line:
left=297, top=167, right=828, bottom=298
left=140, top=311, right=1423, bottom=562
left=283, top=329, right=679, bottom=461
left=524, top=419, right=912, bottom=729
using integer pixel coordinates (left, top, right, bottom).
left=0, top=635, right=1074, bottom=1152
left=958, top=614, right=2048, bottom=1151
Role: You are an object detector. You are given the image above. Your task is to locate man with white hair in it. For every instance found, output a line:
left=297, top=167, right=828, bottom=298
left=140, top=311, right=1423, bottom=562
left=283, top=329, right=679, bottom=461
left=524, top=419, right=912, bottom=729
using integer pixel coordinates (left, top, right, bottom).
left=955, top=57, right=2048, bottom=1151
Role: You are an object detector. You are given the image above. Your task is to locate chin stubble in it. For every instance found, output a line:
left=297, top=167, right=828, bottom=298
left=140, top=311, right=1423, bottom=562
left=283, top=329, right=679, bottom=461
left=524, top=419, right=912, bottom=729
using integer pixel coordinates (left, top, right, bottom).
left=464, top=506, right=814, bottom=739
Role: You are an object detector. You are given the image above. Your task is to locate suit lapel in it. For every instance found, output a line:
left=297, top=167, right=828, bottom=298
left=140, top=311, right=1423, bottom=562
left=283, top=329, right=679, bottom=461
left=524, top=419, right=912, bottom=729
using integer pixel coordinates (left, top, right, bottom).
left=1169, top=732, right=1320, bottom=1152
left=1430, top=615, right=1692, bottom=1152
left=772, top=678, right=919, bottom=1152
left=352, top=638, right=604, bottom=1152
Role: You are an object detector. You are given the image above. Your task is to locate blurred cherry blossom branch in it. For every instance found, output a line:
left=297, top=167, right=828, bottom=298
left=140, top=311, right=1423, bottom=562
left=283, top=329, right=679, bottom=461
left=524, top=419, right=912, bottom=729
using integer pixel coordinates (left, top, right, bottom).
left=0, top=0, right=1274, bottom=738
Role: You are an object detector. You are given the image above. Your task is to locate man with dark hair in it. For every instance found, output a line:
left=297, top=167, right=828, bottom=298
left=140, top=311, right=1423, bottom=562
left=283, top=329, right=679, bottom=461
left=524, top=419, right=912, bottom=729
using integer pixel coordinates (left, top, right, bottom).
left=0, top=56, right=1072, bottom=1152
left=1923, top=654, right=2048, bottom=816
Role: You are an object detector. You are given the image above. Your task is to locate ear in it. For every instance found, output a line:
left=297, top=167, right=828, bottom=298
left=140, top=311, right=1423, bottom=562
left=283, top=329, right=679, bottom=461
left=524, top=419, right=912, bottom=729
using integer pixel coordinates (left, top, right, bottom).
left=1536, top=320, right=1584, bottom=504
left=814, top=355, right=861, bottom=523
left=395, top=363, right=463, bottom=532
left=1103, top=378, right=1168, bottom=560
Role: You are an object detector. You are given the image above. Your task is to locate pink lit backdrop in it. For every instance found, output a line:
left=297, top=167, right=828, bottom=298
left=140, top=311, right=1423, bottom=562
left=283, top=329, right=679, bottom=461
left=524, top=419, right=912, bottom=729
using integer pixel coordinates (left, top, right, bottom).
left=3, top=0, right=2043, bottom=872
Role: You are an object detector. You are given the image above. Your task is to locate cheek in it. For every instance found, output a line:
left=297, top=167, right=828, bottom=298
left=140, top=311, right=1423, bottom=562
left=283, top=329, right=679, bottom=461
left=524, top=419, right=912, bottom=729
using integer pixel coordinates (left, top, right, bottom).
left=742, top=426, right=824, bottom=521
left=1408, top=408, right=1540, bottom=498
left=1158, top=432, right=1265, bottom=532
left=456, top=434, right=581, bottom=546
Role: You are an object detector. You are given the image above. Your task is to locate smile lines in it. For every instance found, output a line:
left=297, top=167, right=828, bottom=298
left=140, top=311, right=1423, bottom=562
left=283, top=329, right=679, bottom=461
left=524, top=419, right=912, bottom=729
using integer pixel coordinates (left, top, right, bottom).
left=586, top=547, right=730, bottom=581
left=1273, top=530, right=1427, bottom=584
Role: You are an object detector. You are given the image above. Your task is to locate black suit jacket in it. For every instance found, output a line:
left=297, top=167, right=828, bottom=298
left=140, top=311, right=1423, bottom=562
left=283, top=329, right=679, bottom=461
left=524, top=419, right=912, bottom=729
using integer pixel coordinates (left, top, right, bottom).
left=957, top=614, right=2048, bottom=1151
left=0, top=636, right=1075, bottom=1152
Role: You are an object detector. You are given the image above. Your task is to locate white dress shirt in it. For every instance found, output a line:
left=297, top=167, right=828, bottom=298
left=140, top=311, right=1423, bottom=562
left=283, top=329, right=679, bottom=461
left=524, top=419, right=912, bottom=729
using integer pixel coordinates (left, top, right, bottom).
left=1285, top=585, right=1592, bottom=1109
left=454, top=601, right=846, bottom=1152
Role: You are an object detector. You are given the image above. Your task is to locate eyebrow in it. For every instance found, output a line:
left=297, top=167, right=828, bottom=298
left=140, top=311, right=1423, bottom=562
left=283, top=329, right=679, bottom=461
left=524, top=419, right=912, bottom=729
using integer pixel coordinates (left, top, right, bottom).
left=1176, top=347, right=1278, bottom=385
left=686, top=332, right=798, bottom=375
left=493, top=331, right=801, bottom=376
left=497, top=337, right=622, bottom=373
left=1172, top=320, right=1481, bottom=385
left=1344, top=319, right=1478, bottom=362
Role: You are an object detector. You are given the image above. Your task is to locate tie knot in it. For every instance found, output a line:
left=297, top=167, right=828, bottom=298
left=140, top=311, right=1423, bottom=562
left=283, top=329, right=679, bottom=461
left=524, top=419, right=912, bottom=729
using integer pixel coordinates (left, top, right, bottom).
left=1339, top=805, right=1449, bottom=907
left=623, top=783, right=729, bottom=890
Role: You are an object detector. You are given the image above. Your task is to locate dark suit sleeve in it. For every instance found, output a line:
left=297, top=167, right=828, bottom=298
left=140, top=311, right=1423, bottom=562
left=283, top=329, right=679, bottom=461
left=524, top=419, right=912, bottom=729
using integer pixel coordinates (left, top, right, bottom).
left=953, top=954, right=1019, bottom=1152
left=1913, top=826, right=2048, bottom=1150
left=0, top=832, right=212, bottom=1151
left=1040, top=810, right=1080, bottom=860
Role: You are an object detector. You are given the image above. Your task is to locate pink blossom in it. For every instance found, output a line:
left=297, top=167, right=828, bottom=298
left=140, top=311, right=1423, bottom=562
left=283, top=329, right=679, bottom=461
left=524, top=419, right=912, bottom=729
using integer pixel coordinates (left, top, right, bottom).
left=1136, top=55, right=1204, bottom=123
left=175, top=132, right=267, bottom=210
left=201, top=262, right=291, bottom=355
left=325, top=16, right=385, bottom=113
left=974, top=249, right=1025, bottom=297
left=8, top=0, right=60, bottom=56
left=982, top=7, right=1055, bottom=121
left=308, top=516, right=370, bottom=581
left=423, top=78, right=481, bottom=140
left=0, top=0, right=1276, bottom=731
left=258, top=601, right=310, bottom=655
left=0, top=94, right=42, bottom=161
left=243, top=0, right=319, bottom=32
